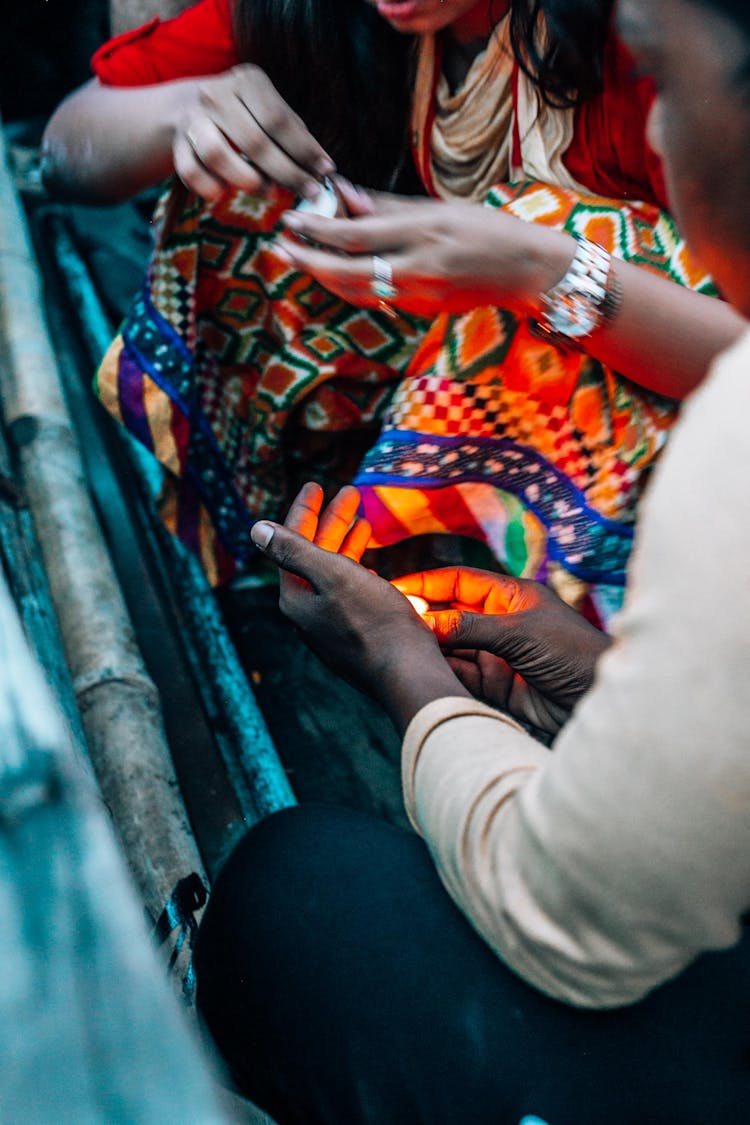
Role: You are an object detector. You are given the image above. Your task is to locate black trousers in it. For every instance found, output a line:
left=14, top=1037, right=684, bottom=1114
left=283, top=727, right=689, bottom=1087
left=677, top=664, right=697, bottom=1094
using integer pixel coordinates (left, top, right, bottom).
left=194, top=804, right=750, bottom=1125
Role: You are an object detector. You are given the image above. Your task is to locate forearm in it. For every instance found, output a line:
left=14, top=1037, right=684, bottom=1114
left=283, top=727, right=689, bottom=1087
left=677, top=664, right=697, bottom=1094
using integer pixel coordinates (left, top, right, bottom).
left=587, top=257, right=746, bottom=398
left=375, top=654, right=473, bottom=738
left=514, top=225, right=745, bottom=400
left=404, top=338, right=750, bottom=1007
left=41, top=78, right=201, bottom=203
left=404, top=678, right=743, bottom=1009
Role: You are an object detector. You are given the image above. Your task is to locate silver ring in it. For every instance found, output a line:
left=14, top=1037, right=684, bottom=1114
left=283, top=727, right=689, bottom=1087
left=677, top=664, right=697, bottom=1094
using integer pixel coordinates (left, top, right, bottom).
left=370, top=255, right=398, bottom=317
left=186, top=130, right=200, bottom=151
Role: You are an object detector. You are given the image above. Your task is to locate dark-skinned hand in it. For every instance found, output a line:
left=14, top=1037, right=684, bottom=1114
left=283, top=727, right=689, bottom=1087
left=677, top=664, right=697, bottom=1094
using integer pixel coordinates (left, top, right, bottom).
left=393, top=568, right=612, bottom=735
left=173, top=64, right=335, bottom=201
left=250, top=484, right=470, bottom=733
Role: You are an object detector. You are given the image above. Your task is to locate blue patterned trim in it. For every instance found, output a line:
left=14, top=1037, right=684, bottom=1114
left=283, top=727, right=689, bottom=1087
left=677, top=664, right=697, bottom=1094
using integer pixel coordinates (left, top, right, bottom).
left=123, top=286, right=194, bottom=405
left=121, top=285, right=258, bottom=561
left=355, top=431, right=634, bottom=584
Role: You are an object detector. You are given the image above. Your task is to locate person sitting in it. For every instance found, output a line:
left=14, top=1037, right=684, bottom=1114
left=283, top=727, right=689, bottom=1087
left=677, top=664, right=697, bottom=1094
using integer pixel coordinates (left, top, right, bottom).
left=192, top=0, right=750, bottom=1119
left=40, top=1, right=744, bottom=618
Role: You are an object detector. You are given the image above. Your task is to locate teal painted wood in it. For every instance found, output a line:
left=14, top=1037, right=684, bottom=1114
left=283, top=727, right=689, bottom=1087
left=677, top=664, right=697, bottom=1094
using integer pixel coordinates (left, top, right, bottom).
left=155, top=518, right=297, bottom=821
left=0, top=130, right=210, bottom=932
left=0, top=569, right=227, bottom=1124
left=46, top=212, right=295, bottom=824
left=0, top=412, right=88, bottom=764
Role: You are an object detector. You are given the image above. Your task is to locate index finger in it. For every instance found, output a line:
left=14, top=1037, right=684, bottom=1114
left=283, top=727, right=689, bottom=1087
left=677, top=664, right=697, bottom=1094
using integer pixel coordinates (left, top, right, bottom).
left=283, top=481, right=325, bottom=541
left=242, top=89, right=334, bottom=182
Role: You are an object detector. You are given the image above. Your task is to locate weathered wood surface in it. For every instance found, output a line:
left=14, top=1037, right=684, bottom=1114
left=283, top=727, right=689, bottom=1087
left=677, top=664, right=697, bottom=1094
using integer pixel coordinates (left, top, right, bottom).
left=1, top=136, right=277, bottom=1123
left=0, top=392, right=88, bottom=765
left=0, top=567, right=229, bottom=1122
left=40, top=209, right=295, bottom=840
left=0, top=123, right=208, bottom=938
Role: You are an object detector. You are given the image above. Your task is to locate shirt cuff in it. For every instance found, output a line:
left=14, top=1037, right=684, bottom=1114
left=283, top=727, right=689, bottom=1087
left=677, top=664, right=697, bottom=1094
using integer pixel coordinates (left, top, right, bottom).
left=402, top=696, right=526, bottom=832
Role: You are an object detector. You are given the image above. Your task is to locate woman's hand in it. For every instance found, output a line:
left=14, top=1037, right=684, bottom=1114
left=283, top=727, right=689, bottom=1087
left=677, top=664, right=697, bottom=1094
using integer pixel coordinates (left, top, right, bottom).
left=41, top=69, right=335, bottom=205
left=250, top=484, right=470, bottom=732
left=279, top=195, right=572, bottom=317
left=394, top=568, right=612, bottom=735
left=173, top=64, right=335, bottom=201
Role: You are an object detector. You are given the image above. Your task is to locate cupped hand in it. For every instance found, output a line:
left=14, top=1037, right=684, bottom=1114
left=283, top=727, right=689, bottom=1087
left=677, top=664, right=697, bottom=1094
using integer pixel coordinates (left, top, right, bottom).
left=251, top=484, right=469, bottom=730
left=393, top=568, right=612, bottom=734
left=173, top=64, right=335, bottom=201
left=279, top=195, right=571, bottom=317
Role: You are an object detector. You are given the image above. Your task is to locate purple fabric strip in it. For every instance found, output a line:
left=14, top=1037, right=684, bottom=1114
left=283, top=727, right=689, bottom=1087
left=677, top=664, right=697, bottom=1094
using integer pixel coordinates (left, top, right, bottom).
left=118, top=349, right=156, bottom=456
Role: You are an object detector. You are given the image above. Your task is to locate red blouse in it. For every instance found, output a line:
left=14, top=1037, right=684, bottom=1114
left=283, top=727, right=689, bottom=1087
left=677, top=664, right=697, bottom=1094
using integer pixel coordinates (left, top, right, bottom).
left=91, top=0, right=667, bottom=209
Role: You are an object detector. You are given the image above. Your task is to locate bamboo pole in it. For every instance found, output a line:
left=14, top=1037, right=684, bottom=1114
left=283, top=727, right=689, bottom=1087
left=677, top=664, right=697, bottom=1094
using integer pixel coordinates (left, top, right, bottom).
left=44, top=212, right=296, bottom=828
left=0, top=124, right=208, bottom=930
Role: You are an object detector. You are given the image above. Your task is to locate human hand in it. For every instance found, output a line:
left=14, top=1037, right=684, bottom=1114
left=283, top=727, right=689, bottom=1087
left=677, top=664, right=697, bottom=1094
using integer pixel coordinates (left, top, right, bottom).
left=251, top=485, right=467, bottom=728
left=278, top=195, right=572, bottom=317
left=393, top=568, right=612, bottom=735
left=173, top=64, right=335, bottom=201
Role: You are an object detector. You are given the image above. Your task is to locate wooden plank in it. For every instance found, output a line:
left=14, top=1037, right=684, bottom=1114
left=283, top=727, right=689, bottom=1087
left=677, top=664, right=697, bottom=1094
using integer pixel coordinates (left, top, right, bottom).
left=0, top=570, right=228, bottom=1122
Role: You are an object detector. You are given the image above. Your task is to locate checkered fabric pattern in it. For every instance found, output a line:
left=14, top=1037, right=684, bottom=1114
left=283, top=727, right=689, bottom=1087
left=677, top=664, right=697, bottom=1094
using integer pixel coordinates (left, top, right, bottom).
left=96, top=178, right=715, bottom=611
left=96, top=180, right=427, bottom=584
left=355, top=181, right=717, bottom=622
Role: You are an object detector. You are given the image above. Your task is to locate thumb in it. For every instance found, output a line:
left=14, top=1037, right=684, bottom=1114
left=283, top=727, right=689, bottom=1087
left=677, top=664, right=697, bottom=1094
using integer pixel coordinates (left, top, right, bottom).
left=251, top=520, right=332, bottom=588
left=428, top=609, right=518, bottom=654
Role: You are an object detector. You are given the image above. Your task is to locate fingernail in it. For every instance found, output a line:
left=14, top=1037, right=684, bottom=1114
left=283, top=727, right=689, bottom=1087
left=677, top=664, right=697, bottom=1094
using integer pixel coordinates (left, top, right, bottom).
left=282, top=212, right=303, bottom=229
left=303, top=180, right=321, bottom=201
left=317, top=157, right=336, bottom=175
left=251, top=521, right=274, bottom=549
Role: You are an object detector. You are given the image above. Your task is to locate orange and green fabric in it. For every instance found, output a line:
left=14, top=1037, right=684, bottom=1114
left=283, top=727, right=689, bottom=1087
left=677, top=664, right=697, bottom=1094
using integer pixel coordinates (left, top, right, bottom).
left=354, top=181, right=716, bottom=622
left=96, top=179, right=714, bottom=616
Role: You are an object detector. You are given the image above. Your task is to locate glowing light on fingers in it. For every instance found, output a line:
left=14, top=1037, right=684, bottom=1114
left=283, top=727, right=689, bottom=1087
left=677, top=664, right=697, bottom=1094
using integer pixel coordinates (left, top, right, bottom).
left=405, top=594, right=429, bottom=616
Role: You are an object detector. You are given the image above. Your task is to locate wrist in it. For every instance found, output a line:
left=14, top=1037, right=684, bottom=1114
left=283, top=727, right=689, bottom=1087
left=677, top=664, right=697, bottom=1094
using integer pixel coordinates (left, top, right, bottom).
left=169, top=78, right=205, bottom=140
left=530, top=236, right=622, bottom=348
left=371, top=631, right=471, bottom=735
left=512, top=227, right=577, bottom=317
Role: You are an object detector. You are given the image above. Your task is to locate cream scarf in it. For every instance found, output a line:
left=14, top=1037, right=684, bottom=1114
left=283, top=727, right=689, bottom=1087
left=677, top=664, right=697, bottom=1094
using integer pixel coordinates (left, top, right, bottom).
left=412, top=14, right=586, bottom=202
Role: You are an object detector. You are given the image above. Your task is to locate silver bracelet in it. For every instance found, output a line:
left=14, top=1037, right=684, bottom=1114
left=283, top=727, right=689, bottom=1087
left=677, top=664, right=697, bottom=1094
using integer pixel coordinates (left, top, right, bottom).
left=530, top=237, right=621, bottom=348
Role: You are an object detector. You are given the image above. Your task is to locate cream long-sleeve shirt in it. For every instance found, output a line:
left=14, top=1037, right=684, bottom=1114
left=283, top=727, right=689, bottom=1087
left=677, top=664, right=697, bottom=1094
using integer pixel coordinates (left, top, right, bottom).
left=402, top=329, right=750, bottom=1010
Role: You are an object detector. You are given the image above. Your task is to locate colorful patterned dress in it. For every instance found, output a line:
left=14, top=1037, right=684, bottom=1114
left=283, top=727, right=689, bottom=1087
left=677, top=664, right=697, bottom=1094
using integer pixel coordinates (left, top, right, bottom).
left=354, top=182, right=715, bottom=621
left=91, top=4, right=715, bottom=619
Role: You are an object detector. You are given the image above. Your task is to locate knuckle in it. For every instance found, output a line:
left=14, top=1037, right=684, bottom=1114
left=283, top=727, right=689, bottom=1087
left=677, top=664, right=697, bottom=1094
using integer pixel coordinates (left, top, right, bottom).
left=436, top=609, right=465, bottom=645
left=197, top=84, right=219, bottom=112
left=271, top=540, right=297, bottom=572
left=233, top=62, right=262, bottom=86
left=240, top=165, right=263, bottom=193
left=174, top=156, right=214, bottom=199
left=192, top=132, right=219, bottom=163
left=451, top=610, right=477, bottom=645
left=247, top=130, right=269, bottom=162
left=340, top=231, right=360, bottom=253
left=262, top=106, right=287, bottom=136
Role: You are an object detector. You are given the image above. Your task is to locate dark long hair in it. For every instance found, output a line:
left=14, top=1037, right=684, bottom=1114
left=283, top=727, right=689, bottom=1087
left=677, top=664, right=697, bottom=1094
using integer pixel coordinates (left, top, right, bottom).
left=232, top=0, right=415, bottom=189
left=232, top=1, right=615, bottom=186
left=509, top=0, right=615, bottom=107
